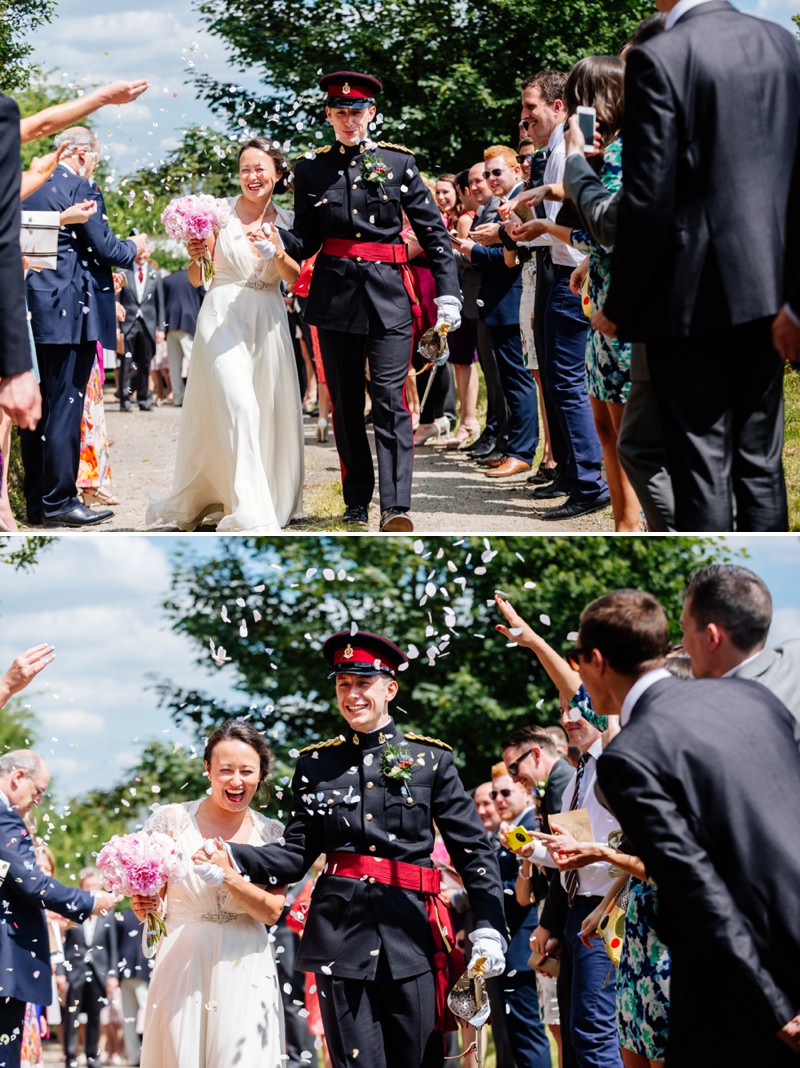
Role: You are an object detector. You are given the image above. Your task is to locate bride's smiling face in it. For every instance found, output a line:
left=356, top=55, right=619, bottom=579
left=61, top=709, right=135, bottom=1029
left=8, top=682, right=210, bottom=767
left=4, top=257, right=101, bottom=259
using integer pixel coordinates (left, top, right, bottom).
left=205, top=738, right=262, bottom=813
left=238, top=148, right=277, bottom=204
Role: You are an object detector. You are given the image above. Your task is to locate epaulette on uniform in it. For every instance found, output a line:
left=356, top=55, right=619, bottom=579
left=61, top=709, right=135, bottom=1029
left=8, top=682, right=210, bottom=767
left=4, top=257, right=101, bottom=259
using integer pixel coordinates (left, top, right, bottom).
left=295, top=145, right=333, bottom=161
left=377, top=141, right=412, bottom=154
left=404, top=732, right=452, bottom=751
left=299, top=735, right=345, bottom=753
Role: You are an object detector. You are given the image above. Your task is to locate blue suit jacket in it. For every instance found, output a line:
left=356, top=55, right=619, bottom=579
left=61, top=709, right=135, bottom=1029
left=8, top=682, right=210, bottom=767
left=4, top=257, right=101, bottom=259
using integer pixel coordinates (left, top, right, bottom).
left=469, top=184, right=523, bottom=329
left=0, top=93, right=32, bottom=376
left=0, top=803, right=94, bottom=1004
left=495, top=804, right=539, bottom=973
left=24, top=165, right=136, bottom=350
left=162, top=268, right=203, bottom=336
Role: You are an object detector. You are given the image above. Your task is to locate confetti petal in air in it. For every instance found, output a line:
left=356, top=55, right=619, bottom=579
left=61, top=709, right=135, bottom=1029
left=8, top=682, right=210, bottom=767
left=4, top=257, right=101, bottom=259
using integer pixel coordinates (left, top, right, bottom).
left=540, top=614, right=551, bottom=626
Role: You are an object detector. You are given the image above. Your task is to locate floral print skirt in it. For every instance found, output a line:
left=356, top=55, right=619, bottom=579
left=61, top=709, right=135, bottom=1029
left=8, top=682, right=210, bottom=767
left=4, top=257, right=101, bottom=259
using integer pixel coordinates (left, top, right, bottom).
left=616, top=879, right=671, bottom=1059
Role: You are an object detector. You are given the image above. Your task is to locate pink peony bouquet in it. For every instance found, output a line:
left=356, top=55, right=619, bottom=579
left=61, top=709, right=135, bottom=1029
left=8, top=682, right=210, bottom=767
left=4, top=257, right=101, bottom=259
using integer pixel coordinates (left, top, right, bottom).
left=97, top=830, right=189, bottom=957
left=161, top=194, right=230, bottom=285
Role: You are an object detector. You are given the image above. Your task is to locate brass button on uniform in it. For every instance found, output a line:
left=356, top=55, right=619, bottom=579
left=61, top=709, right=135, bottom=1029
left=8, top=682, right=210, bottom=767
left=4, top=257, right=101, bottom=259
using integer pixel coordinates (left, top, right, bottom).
left=350, top=160, right=357, bottom=167
left=366, top=813, right=373, bottom=821
left=368, top=877, right=376, bottom=884
left=406, top=797, right=413, bottom=805
left=369, top=844, right=377, bottom=852
left=352, top=183, right=358, bottom=190
left=356, top=256, right=363, bottom=262
left=356, top=232, right=362, bottom=238
left=366, top=781, right=374, bottom=789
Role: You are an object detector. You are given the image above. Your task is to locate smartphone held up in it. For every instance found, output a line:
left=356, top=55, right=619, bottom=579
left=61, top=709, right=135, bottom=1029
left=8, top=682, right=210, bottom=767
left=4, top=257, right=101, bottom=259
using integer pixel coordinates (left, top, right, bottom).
left=576, top=106, right=597, bottom=153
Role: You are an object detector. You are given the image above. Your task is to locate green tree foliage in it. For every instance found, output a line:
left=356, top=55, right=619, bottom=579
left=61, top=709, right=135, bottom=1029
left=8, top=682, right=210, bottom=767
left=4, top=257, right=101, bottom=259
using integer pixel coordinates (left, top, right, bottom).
left=0, top=695, right=39, bottom=752
left=157, top=536, right=735, bottom=785
left=0, top=535, right=53, bottom=571
left=192, top=0, right=650, bottom=169
left=0, top=1, right=57, bottom=93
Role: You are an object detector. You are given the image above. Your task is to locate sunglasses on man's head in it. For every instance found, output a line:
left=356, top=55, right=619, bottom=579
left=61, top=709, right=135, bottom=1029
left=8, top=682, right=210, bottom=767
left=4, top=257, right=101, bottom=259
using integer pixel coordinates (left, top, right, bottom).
left=505, top=747, right=535, bottom=778
left=490, top=788, right=513, bottom=800
left=483, top=167, right=506, bottom=179
left=567, top=646, right=592, bottom=671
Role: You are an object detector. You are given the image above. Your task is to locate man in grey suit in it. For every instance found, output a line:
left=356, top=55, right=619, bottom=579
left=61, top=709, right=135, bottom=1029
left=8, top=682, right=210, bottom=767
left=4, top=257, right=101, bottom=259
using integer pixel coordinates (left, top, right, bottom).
left=573, top=589, right=800, bottom=1066
left=679, top=563, right=800, bottom=724
left=118, top=239, right=165, bottom=411
left=600, top=0, right=800, bottom=531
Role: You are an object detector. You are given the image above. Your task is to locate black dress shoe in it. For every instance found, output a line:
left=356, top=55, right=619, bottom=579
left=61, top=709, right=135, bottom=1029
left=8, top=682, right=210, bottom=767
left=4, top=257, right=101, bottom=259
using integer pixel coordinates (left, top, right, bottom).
left=531, top=480, right=569, bottom=500
left=139, top=399, right=153, bottom=411
left=527, top=464, right=560, bottom=485
left=476, top=450, right=507, bottom=467
left=469, top=436, right=498, bottom=459
left=343, top=504, right=368, bottom=524
left=380, top=508, right=414, bottom=532
left=43, top=503, right=113, bottom=527
left=120, top=399, right=132, bottom=411
left=535, top=494, right=611, bottom=521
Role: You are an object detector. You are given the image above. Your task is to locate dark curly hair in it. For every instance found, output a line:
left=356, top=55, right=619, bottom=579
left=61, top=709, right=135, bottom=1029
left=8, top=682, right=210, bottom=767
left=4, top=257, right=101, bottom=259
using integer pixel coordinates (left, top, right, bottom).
left=237, top=137, right=292, bottom=193
left=203, top=719, right=274, bottom=790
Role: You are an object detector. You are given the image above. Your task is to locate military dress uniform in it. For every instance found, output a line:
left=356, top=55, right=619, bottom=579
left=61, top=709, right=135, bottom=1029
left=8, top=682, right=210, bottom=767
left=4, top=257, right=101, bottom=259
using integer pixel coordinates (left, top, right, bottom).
left=282, top=74, right=460, bottom=523
left=231, top=633, right=506, bottom=1068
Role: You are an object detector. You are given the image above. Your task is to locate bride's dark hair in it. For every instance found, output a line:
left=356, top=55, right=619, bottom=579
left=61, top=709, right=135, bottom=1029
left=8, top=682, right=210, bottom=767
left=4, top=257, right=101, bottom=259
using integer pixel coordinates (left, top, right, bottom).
left=203, top=719, right=275, bottom=790
left=237, top=137, right=292, bottom=193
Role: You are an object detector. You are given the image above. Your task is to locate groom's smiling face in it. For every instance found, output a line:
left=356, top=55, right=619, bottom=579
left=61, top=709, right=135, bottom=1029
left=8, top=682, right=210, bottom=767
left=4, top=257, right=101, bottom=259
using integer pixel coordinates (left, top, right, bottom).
left=335, top=672, right=397, bottom=734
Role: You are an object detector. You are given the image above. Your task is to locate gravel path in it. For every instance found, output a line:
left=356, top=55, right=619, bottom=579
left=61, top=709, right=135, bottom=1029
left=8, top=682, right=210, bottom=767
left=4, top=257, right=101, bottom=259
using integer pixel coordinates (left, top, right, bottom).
left=26, top=386, right=611, bottom=533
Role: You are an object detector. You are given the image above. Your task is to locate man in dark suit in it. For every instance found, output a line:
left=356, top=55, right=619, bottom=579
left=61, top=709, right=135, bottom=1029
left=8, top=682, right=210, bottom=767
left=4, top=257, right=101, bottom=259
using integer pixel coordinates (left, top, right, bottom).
left=229, top=630, right=508, bottom=1068
left=772, top=141, right=800, bottom=366
left=601, top=0, right=800, bottom=531
left=0, top=751, right=117, bottom=1068
left=118, top=238, right=165, bottom=410
left=114, top=907, right=150, bottom=1067
left=573, top=588, right=800, bottom=1065
left=61, top=868, right=119, bottom=1068
left=680, top=562, right=800, bottom=722
left=0, top=92, right=40, bottom=430
left=459, top=147, right=539, bottom=479
left=161, top=266, right=203, bottom=407
left=22, top=126, right=146, bottom=526
left=283, top=72, right=461, bottom=533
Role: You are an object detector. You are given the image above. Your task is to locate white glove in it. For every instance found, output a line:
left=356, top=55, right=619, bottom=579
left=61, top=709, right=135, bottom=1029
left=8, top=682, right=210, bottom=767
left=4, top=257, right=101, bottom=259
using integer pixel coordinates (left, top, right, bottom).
left=193, top=860, right=225, bottom=887
left=468, top=928, right=507, bottom=979
left=434, top=294, right=462, bottom=333
left=253, top=238, right=276, bottom=260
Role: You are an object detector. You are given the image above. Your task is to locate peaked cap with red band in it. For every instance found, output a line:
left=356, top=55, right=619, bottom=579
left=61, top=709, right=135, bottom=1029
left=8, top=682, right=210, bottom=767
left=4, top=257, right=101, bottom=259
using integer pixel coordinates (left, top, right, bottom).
left=319, top=71, right=383, bottom=110
left=323, top=629, right=408, bottom=678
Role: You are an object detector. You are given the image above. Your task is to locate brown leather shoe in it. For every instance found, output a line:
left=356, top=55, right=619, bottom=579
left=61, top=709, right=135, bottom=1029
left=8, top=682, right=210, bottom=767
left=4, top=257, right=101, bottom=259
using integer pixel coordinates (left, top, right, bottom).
left=481, top=453, right=508, bottom=469
left=484, top=457, right=532, bottom=478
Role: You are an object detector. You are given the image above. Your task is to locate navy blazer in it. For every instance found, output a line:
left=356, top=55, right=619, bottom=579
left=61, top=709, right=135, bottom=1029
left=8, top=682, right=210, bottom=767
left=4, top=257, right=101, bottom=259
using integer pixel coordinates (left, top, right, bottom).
left=162, top=268, right=203, bottom=335
left=469, top=184, right=523, bottom=329
left=495, top=804, right=539, bottom=973
left=0, top=803, right=94, bottom=1004
left=0, top=93, right=32, bottom=376
left=25, top=165, right=136, bottom=350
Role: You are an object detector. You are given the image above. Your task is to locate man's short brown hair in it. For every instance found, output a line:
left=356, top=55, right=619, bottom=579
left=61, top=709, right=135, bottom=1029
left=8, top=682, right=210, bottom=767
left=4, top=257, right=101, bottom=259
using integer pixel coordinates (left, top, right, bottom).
left=501, top=725, right=558, bottom=756
left=579, top=589, right=669, bottom=675
left=521, top=70, right=567, bottom=105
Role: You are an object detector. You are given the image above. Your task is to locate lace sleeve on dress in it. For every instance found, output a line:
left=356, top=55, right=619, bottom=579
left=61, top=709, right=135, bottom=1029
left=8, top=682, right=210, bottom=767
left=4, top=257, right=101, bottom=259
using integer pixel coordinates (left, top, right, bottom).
left=144, top=802, right=187, bottom=840
left=251, top=812, right=285, bottom=845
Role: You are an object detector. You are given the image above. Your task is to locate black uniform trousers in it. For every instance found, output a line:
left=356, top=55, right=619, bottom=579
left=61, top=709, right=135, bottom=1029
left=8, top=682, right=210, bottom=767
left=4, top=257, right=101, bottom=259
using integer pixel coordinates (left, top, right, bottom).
left=647, top=316, right=788, bottom=531
left=316, top=951, right=443, bottom=1068
left=0, top=998, right=26, bottom=1068
left=20, top=341, right=96, bottom=520
left=317, top=312, right=414, bottom=512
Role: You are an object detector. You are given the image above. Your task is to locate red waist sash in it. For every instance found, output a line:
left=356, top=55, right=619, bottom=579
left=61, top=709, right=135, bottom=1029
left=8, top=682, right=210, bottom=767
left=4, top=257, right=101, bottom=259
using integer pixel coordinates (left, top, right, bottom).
left=321, top=238, right=409, bottom=264
left=325, top=852, right=463, bottom=1033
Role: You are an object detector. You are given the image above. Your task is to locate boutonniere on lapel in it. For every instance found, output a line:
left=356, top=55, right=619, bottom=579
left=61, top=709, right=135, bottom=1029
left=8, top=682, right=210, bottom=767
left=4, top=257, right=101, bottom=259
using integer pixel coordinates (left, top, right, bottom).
left=361, top=149, right=389, bottom=191
left=381, top=743, right=415, bottom=797
left=533, top=778, right=548, bottom=804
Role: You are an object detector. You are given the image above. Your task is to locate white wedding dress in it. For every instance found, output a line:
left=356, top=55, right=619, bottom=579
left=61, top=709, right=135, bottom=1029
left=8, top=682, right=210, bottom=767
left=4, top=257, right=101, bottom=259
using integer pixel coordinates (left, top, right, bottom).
left=139, top=800, right=285, bottom=1068
left=146, top=199, right=304, bottom=532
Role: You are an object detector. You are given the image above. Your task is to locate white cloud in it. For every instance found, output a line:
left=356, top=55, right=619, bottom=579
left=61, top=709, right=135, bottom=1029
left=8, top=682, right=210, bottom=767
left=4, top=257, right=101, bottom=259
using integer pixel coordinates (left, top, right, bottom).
left=39, top=708, right=107, bottom=734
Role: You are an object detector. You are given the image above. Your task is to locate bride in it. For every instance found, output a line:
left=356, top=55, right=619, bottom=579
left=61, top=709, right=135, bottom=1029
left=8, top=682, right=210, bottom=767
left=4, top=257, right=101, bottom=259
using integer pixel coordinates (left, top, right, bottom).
left=131, top=720, right=287, bottom=1067
left=147, top=138, right=305, bottom=532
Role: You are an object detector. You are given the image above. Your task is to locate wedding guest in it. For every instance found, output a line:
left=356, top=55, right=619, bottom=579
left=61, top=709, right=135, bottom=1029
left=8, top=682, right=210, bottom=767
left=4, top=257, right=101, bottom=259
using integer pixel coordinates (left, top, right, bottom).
left=161, top=267, right=203, bottom=408
left=0, top=644, right=55, bottom=708
left=118, top=238, right=165, bottom=411
left=132, top=719, right=287, bottom=1067
left=114, top=908, right=150, bottom=1067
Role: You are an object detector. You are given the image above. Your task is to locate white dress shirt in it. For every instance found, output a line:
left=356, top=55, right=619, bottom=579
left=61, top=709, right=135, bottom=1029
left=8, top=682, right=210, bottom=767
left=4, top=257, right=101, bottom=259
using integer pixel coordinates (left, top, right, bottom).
left=619, top=667, right=672, bottom=727
left=524, top=123, right=584, bottom=269
left=666, top=0, right=714, bottom=30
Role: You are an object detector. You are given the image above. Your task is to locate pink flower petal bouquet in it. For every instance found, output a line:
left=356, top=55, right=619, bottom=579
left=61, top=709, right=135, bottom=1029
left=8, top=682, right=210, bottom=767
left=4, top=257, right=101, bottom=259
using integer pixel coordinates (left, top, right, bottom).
left=97, top=830, right=189, bottom=957
left=161, top=194, right=230, bottom=285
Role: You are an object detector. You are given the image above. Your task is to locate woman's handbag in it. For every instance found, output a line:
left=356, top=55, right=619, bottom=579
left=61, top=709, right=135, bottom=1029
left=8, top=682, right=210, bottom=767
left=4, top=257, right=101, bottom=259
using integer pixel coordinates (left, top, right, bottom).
left=597, top=880, right=630, bottom=967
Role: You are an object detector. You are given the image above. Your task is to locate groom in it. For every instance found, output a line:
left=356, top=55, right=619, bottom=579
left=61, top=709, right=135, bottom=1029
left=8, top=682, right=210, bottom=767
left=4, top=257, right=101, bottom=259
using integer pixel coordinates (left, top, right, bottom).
left=231, top=629, right=508, bottom=1068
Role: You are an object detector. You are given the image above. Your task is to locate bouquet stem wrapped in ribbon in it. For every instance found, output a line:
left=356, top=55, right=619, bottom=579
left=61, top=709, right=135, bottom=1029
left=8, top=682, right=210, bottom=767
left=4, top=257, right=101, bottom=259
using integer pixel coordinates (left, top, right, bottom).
left=161, top=195, right=231, bottom=286
left=96, top=830, right=189, bottom=958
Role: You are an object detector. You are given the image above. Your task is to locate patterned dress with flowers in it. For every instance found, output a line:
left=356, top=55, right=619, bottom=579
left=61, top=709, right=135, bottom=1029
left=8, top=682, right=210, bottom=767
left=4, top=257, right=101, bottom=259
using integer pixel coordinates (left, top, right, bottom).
left=616, top=878, right=671, bottom=1059
left=570, top=137, right=632, bottom=404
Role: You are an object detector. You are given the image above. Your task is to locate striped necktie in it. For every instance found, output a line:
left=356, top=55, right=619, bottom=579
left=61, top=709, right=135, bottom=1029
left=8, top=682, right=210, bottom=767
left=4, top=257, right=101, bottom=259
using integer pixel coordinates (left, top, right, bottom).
left=565, top=754, right=588, bottom=906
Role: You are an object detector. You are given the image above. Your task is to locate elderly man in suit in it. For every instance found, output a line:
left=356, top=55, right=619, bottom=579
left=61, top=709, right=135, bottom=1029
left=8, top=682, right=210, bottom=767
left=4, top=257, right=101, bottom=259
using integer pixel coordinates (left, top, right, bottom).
left=161, top=266, right=203, bottom=408
left=458, top=146, right=539, bottom=479
left=22, top=127, right=147, bottom=526
left=600, top=0, right=800, bottom=531
left=60, top=868, right=119, bottom=1068
left=0, top=93, right=40, bottom=429
left=680, top=563, right=800, bottom=721
left=572, top=588, right=800, bottom=1066
left=0, top=751, right=118, bottom=1068
left=118, top=238, right=165, bottom=411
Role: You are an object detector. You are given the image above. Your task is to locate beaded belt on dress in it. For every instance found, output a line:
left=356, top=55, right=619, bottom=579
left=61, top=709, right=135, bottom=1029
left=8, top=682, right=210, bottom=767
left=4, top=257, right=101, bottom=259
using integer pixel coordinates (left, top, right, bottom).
left=196, top=908, right=240, bottom=924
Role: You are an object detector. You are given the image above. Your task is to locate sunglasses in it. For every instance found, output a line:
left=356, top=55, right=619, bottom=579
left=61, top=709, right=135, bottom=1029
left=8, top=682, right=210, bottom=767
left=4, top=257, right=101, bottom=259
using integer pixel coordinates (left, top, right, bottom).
left=506, top=747, right=535, bottom=777
left=516, top=154, right=534, bottom=164
left=490, top=788, right=513, bottom=800
left=567, top=646, right=592, bottom=671
left=482, top=167, right=507, bottom=179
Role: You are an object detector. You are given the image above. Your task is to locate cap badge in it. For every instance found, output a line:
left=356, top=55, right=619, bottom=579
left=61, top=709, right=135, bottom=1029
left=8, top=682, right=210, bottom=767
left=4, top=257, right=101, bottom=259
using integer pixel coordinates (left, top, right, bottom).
left=343, top=643, right=354, bottom=659
left=342, top=82, right=351, bottom=95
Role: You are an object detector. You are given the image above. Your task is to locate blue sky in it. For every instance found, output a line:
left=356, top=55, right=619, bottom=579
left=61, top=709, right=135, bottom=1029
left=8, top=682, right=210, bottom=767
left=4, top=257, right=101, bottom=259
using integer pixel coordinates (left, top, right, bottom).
left=2, top=534, right=800, bottom=800
left=27, top=0, right=798, bottom=176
